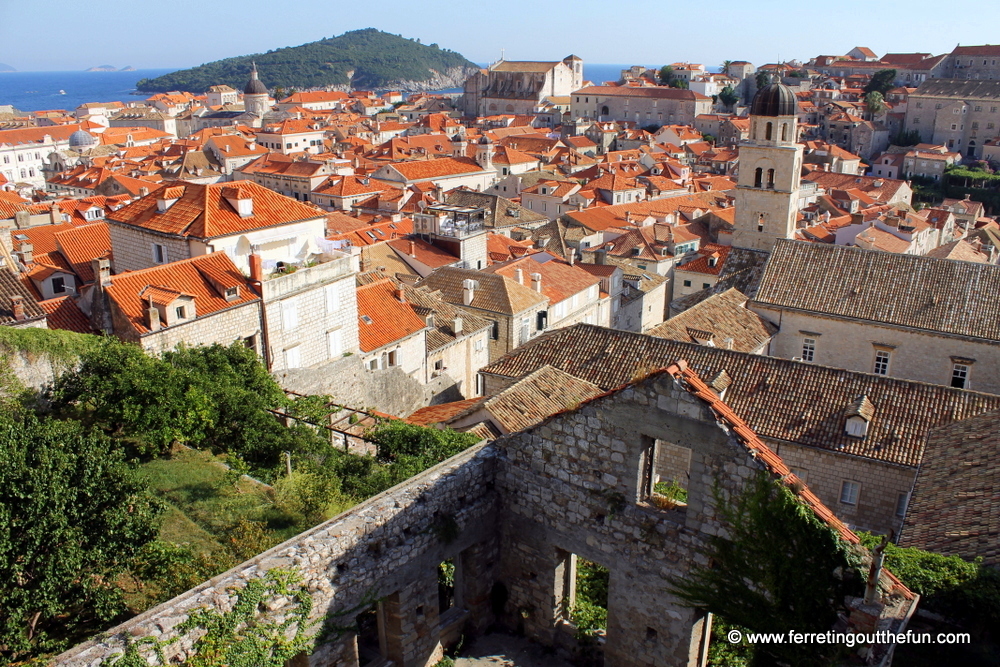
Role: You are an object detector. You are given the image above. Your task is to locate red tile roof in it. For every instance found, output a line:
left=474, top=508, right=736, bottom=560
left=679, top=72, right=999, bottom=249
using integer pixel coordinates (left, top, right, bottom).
left=55, top=222, right=112, bottom=284
left=40, top=296, right=92, bottom=333
left=355, top=278, right=426, bottom=352
left=104, top=252, right=259, bottom=335
left=106, top=180, right=324, bottom=239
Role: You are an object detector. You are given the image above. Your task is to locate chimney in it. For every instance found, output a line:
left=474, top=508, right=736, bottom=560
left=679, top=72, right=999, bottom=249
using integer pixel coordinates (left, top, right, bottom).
left=17, top=243, right=33, bottom=265
left=531, top=272, right=542, bottom=292
left=92, top=257, right=111, bottom=287
left=567, top=247, right=576, bottom=266
left=394, top=287, right=406, bottom=303
left=50, top=206, right=61, bottom=225
left=139, top=186, right=150, bottom=197
left=249, top=253, right=263, bottom=283
left=452, top=317, right=463, bottom=336
left=10, top=295, right=25, bottom=321
left=145, top=299, right=161, bottom=332
left=596, top=249, right=607, bottom=265
left=462, top=278, right=475, bottom=306
left=514, top=267, right=524, bottom=284
left=14, top=210, right=29, bottom=230
left=964, top=193, right=972, bottom=201
left=425, top=312, right=435, bottom=327
left=409, top=240, right=416, bottom=257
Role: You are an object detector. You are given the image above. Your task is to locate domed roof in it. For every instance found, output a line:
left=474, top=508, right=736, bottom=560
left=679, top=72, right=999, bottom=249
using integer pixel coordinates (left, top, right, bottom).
left=69, top=129, right=97, bottom=148
left=751, top=82, right=797, bottom=117
left=244, top=64, right=268, bottom=95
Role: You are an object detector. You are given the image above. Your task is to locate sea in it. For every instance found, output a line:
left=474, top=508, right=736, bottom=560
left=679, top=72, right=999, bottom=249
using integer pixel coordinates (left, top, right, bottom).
left=0, top=64, right=643, bottom=114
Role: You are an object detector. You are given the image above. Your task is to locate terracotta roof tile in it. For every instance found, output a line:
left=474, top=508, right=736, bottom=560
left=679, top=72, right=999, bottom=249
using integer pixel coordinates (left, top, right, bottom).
left=40, top=296, right=92, bottom=333
left=355, top=278, right=426, bottom=352
left=648, top=288, right=776, bottom=352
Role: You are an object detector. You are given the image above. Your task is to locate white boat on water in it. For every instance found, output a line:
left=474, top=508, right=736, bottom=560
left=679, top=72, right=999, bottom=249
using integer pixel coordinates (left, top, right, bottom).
left=58, top=90, right=66, bottom=95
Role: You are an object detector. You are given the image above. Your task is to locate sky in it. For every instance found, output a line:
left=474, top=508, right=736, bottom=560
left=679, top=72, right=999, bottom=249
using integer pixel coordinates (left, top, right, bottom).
left=3, top=0, right=1000, bottom=72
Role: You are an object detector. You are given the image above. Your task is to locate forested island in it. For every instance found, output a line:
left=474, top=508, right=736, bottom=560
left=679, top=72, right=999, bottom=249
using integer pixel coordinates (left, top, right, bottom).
left=136, top=29, right=478, bottom=93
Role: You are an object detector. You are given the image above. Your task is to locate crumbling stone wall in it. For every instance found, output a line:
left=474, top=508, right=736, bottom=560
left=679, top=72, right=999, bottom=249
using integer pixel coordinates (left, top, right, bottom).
left=56, top=443, right=500, bottom=667
left=493, top=373, right=782, bottom=667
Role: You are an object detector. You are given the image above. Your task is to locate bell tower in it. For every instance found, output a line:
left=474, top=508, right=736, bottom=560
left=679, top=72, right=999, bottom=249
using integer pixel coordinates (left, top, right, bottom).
left=732, top=82, right=803, bottom=251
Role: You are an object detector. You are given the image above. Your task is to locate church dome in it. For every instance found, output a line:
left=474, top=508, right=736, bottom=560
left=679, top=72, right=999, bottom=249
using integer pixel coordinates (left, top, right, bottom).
left=244, top=66, right=268, bottom=95
left=750, top=82, right=797, bottom=117
left=69, top=129, right=97, bottom=149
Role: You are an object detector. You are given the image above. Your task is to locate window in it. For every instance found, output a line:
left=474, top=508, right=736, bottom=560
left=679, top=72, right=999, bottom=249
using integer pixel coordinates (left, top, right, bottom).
left=873, top=350, right=890, bottom=375
left=702, top=283, right=710, bottom=289
left=790, top=467, right=808, bottom=482
left=325, top=284, right=340, bottom=313
left=801, top=337, right=816, bottom=362
left=386, top=349, right=398, bottom=367
left=175, top=306, right=186, bottom=320
left=367, top=357, right=379, bottom=371
left=766, top=168, right=775, bottom=189
left=839, top=480, right=860, bottom=505
left=474, top=338, right=484, bottom=351
left=951, top=363, right=970, bottom=389
left=754, top=167, right=763, bottom=188
left=682, top=280, right=691, bottom=287
left=51, top=276, right=66, bottom=294
left=282, top=299, right=299, bottom=330
left=895, top=492, right=909, bottom=518
left=152, top=243, right=167, bottom=265
left=224, top=286, right=239, bottom=301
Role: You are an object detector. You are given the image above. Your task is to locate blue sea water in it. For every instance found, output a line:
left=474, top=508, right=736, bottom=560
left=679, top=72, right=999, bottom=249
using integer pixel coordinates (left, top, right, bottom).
left=0, top=69, right=175, bottom=113
left=0, top=64, right=661, bottom=114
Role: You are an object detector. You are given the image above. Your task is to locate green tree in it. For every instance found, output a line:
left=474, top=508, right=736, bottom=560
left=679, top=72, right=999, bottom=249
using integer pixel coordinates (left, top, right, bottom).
left=721, top=60, right=733, bottom=76
left=669, top=472, right=863, bottom=667
left=891, top=128, right=922, bottom=146
left=719, top=85, right=739, bottom=111
left=864, top=90, right=887, bottom=116
left=755, top=70, right=771, bottom=90
left=864, top=69, right=897, bottom=96
left=658, top=65, right=676, bottom=86
left=0, top=413, right=161, bottom=662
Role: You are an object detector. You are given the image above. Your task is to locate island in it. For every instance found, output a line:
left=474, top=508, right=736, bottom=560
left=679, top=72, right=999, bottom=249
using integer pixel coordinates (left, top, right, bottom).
left=86, top=65, right=118, bottom=72
left=0, top=63, right=15, bottom=73
left=135, top=28, right=479, bottom=93
left=120, top=65, right=136, bottom=72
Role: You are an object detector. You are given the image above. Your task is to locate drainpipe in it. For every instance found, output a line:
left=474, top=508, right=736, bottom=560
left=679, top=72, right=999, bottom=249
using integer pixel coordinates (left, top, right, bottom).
left=250, top=253, right=272, bottom=370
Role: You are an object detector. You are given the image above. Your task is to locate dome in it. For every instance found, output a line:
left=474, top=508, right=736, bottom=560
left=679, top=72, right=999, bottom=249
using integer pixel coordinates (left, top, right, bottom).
left=69, top=129, right=97, bottom=149
left=750, top=82, right=797, bottom=117
left=244, top=65, right=268, bottom=95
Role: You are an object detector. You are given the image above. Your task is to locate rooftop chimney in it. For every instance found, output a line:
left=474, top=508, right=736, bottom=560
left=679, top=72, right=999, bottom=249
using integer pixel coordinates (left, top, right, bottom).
left=92, top=257, right=111, bottom=287
left=50, top=206, right=61, bottom=225
left=452, top=317, right=463, bottom=336
left=596, top=249, right=607, bottom=265
left=514, top=267, right=524, bottom=284
left=17, top=243, right=33, bottom=266
left=394, top=287, right=406, bottom=303
left=462, top=278, right=475, bottom=305
left=409, top=240, right=416, bottom=257
left=10, top=295, right=25, bottom=321
left=568, top=247, right=576, bottom=266
left=249, top=253, right=263, bottom=283
left=531, top=272, right=542, bottom=293
left=145, top=297, right=160, bottom=332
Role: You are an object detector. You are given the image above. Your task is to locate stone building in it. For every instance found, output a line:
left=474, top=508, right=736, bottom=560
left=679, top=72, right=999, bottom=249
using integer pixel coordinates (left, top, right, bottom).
left=478, top=323, right=1000, bottom=535
left=945, top=44, right=1000, bottom=81
left=55, top=360, right=916, bottom=667
left=570, top=86, right=713, bottom=127
left=903, top=79, right=1000, bottom=158
left=750, top=239, right=1000, bottom=394
left=355, top=277, right=427, bottom=380
left=462, top=56, right=584, bottom=117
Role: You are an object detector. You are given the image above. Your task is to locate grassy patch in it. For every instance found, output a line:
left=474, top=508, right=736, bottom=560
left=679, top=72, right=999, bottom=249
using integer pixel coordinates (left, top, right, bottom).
left=141, top=448, right=302, bottom=547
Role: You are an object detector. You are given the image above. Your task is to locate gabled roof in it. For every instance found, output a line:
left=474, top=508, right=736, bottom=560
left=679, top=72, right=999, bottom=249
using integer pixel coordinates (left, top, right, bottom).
left=484, top=252, right=601, bottom=305
left=54, top=222, right=112, bottom=284
left=754, top=239, right=1000, bottom=342
left=40, top=296, right=92, bottom=333
left=382, top=157, right=486, bottom=182
left=572, top=85, right=711, bottom=101
left=647, top=288, right=776, bottom=353
left=106, top=180, right=323, bottom=239
left=0, top=268, right=50, bottom=324
left=476, top=364, right=603, bottom=434
left=416, top=266, right=547, bottom=316
left=105, top=253, right=258, bottom=335
left=900, top=410, right=1000, bottom=565
left=398, top=282, right=492, bottom=352
left=480, top=323, right=1000, bottom=467
left=355, top=278, right=426, bottom=353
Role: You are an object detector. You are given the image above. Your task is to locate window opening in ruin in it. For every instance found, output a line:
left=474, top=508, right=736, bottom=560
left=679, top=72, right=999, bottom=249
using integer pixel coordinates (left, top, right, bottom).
left=639, top=437, right=690, bottom=511
left=438, top=558, right=456, bottom=615
left=356, top=602, right=387, bottom=666
left=567, top=554, right=609, bottom=639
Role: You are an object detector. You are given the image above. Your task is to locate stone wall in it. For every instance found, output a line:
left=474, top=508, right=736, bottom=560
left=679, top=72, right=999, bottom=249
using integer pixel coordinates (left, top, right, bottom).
left=55, top=443, right=499, bottom=667
left=107, top=222, right=192, bottom=273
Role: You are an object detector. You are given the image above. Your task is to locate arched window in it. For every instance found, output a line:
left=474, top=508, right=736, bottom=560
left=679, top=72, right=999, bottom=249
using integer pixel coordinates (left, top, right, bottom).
left=767, top=169, right=775, bottom=189
left=505, top=104, right=514, bottom=112
left=601, top=105, right=610, bottom=117
left=754, top=167, right=763, bottom=188
left=781, top=123, right=788, bottom=141
left=765, top=122, right=773, bottom=141
left=488, top=104, right=497, bottom=111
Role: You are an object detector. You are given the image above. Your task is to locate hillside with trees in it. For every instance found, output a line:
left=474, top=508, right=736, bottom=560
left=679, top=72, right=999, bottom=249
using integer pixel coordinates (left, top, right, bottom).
left=136, top=29, right=479, bottom=93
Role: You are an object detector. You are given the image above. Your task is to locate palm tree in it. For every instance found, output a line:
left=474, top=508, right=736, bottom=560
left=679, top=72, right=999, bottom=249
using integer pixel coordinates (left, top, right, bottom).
left=721, top=60, right=733, bottom=76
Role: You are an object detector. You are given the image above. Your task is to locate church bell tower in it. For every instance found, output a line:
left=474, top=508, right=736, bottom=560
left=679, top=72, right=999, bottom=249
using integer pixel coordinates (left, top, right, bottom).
left=732, top=82, right=803, bottom=251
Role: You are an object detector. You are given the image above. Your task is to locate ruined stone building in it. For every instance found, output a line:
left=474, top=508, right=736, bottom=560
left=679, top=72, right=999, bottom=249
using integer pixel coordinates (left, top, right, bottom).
left=462, top=56, right=584, bottom=118
left=59, top=359, right=915, bottom=667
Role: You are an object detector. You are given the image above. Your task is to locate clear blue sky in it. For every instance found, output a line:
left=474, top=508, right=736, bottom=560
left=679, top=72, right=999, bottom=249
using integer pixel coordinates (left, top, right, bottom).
left=3, top=0, right=999, bottom=71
